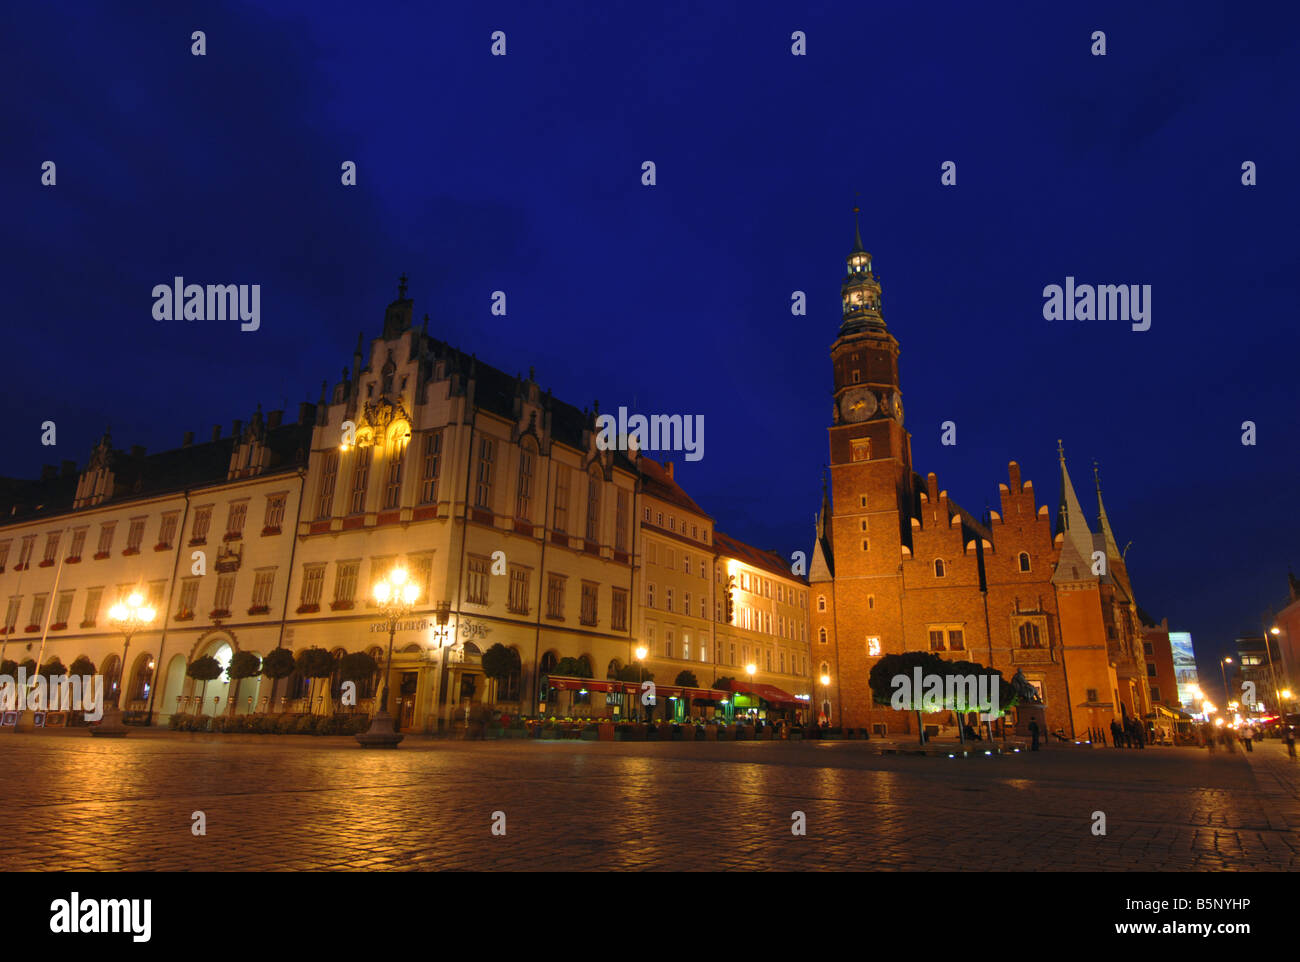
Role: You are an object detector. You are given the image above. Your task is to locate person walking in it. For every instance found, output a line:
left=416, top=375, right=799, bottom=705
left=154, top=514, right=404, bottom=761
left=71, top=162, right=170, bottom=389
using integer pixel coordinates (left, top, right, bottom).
left=1285, top=727, right=1296, bottom=761
left=1110, top=719, right=1123, bottom=748
left=1242, top=724, right=1255, bottom=752
left=1029, top=718, right=1040, bottom=751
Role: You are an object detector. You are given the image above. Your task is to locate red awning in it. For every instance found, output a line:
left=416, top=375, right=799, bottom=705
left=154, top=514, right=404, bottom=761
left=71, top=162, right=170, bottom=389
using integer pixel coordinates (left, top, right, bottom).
left=729, top=681, right=802, bottom=709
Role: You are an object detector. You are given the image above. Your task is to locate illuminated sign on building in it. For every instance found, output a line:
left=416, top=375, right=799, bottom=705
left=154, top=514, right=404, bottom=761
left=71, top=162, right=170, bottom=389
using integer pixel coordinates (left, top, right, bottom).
left=1170, top=632, right=1200, bottom=711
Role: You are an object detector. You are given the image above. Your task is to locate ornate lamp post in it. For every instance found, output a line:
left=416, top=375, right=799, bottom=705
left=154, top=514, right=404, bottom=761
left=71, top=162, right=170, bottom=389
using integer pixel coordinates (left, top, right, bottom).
left=634, top=644, right=648, bottom=721
left=92, top=591, right=156, bottom=737
left=356, top=566, right=419, bottom=748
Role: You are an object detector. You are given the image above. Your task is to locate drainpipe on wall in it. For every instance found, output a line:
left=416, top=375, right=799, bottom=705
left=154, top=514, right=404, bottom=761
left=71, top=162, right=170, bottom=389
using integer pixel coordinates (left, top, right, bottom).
left=530, top=450, right=554, bottom=718
left=146, top=491, right=191, bottom=725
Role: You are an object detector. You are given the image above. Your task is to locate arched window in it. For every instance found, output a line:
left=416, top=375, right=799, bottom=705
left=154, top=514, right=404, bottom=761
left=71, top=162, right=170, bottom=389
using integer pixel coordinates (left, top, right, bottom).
left=817, top=595, right=826, bottom=612
left=934, top=559, right=946, bottom=578
left=818, top=627, right=828, bottom=644
left=1018, top=552, right=1031, bottom=572
left=606, top=658, right=622, bottom=679
left=496, top=647, right=522, bottom=703
left=538, top=651, right=558, bottom=704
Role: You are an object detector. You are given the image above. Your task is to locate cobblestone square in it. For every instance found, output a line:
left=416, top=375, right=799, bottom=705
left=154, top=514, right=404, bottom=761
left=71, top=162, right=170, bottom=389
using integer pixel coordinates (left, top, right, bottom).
left=0, top=731, right=1296, bottom=871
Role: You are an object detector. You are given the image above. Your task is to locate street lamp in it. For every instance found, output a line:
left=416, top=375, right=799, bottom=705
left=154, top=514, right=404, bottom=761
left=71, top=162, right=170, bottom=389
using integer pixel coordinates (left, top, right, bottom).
left=93, top=591, right=156, bottom=737
left=356, top=566, right=419, bottom=748
left=818, top=672, right=830, bottom=730
left=1219, top=656, right=1233, bottom=709
left=634, top=644, right=648, bottom=720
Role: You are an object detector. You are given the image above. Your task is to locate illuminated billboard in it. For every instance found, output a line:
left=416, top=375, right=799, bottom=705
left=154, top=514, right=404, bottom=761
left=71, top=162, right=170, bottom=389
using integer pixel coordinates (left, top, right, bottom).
left=1170, top=632, right=1200, bottom=711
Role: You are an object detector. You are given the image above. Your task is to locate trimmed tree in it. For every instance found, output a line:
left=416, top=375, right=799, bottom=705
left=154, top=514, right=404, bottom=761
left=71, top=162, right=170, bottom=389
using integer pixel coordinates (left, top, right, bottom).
left=39, top=658, right=68, bottom=679
left=187, top=655, right=224, bottom=711
left=675, top=669, right=699, bottom=688
left=481, top=644, right=520, bottom=705
left=0, top=659, right=17, bottom=678
left=553, top=656, right=592, bottom=678
left=296, top=647, right=337, bottom=714
left=337, top=651, right=379, bottom=712
left=261, top=647, right=296, bottom=712
left=69, top=655, right=96, bottom=677
left=868, top=651, right=1016, bottom=745
left=227, top=650, right=262, bottom=715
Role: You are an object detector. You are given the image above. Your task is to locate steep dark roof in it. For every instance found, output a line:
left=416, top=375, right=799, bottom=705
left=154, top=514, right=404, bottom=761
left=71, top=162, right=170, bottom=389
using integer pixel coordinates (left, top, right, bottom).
left=0, top=420, right=313, bottom=528
left=639, top=458, right=711, bottom=518
left=715, top=530, right=806, bottom=584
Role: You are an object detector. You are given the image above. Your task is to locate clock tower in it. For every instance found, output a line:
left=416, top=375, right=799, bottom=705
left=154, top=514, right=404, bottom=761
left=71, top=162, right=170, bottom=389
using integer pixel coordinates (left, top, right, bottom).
left=815, top=214, right=918, bottom=728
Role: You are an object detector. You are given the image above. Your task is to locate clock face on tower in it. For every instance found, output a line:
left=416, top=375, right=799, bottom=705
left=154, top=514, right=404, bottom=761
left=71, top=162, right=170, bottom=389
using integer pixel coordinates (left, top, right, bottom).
left=840, top=387, right=877, bottom=423
left=891, top=392, right=904, bottom=423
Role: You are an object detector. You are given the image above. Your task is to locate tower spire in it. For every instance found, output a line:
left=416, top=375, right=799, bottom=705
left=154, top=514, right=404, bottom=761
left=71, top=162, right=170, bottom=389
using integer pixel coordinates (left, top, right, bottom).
left=1052, top=441, right=1096, bottom=586
left=839, top=209, right=884, bottom=336
left=852, top=205, right=865, bottom=253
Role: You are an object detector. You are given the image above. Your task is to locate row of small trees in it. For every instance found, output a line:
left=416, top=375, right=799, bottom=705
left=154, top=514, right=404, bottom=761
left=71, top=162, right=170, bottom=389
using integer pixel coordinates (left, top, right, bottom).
left=183, top=646, right=381, bottom=714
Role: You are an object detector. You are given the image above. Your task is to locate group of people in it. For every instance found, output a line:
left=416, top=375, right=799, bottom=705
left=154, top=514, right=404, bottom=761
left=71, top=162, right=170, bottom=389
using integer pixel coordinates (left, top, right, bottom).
left=1109, top=717, right=1146, bottom=749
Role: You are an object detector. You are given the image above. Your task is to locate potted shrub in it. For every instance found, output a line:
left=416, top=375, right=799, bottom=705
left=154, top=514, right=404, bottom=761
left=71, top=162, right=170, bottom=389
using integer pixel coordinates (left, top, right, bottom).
left=227, top=650, right=262, bottom=717
left=337, top=651, right=379, bottom=711
left=186, top=655, right=223, bottom=711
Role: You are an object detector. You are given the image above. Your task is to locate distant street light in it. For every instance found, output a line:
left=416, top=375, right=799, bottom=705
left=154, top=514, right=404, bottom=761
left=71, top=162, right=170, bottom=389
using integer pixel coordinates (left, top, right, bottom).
left=92, top=591, right=156, bottom=738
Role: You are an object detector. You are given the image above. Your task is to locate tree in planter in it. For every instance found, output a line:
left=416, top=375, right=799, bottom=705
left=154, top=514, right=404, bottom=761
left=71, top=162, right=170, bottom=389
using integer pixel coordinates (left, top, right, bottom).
left=674, top=669, right=699, bottom=688
left=69, top=656, right=96, bottom=678
left=868, top=651, right=1016, bottom=745
left=552, top=656, right=592, bottom=678
left=186, top=655, right=224, bottom=712
left=615, top=664, right=655, bottom=721
left=481, top=643, right=520, bottom=707
left=295, top=647, right=337, bottom=714
left=261, top=647, right=296, bottom=712
left=337, top=651, right=379, bottom=713
left=38, top=658, right=68, bottom=679
left=227, top=650, right=262, bottom=716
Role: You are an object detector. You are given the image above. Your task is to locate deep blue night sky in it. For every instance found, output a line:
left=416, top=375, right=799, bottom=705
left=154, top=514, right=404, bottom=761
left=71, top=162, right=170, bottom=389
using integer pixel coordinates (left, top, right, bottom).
left=4, top=1, right=1299, bottom=693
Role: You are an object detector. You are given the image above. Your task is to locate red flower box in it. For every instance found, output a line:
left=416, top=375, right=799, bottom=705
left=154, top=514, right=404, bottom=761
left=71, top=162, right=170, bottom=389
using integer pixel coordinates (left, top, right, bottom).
left=260, top=526, right=282, bottom=536
left=13, top=563, right=28, bottom=571
left=247, top=605, right=270, bottom=615
left=64, top=557, right=81, bottom=564
left=50, top=622, right=67, bottom=631
left=154, top=543, right=171, bottom=551
left=93, top=552, right=110, bottom=561
left=23, top=624, right=39, bottom=633
left=121, top=547, right=140, bottom=556
left=223, top=532, right=242, bottom=542
left=296, top=604, right=320, bottom=614
left=209, top=608, right=231, bottom=619
left=329, top=600, right=354, bottom=611
left=79, top=620, right=95, bottom=629
left=188, top=538, right=206, bottom=547
left=174, top=610, right=194, bottom=622
left=38, top=560, right=54, bottom=568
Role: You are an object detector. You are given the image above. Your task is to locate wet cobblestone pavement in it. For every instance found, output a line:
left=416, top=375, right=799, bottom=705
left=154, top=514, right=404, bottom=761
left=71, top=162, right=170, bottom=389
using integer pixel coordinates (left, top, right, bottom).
left=1, top=731, right=1295, bottom=871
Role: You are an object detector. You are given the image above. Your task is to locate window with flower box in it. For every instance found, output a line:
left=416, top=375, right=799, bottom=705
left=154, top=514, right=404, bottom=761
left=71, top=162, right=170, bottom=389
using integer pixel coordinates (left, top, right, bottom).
left=40, top=532, right=61, bottom=567
left=3, top=596, right=21, bottom=634
left=190, top=506, right=212, bottom=545
left=81, top=588, right=102, bottom=628
left=249, top=569, right=276, bottom=614
left=224, top=502, right=248, bottom=540
left=124, top=518, right=145, bottom=554
left=418, top=431, right=442, bottom=505
left=27, top=594, right=48, bottom=632
left=17, top=535, right=36, bottom=569
left=507, top=565, right=531, bottom=614
left=67, top=528, right=87, bottom=562
left=467, top=555, right=490, bottom=606
left=262, top=494, right=286, bottom=534
left=298, top=563, right=325, bottom=612
left=176, top=578, right=199, bottom=620
left=331, top=561, right=359, bottom=610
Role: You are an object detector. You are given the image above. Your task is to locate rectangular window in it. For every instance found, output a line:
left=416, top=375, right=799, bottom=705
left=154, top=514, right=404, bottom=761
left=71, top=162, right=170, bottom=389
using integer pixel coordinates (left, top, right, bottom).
left=408, top=554, right=433, bottom=605
left=546, top=574, right=566, bottom=619
left=615, top=489, right=629, bottom=552
left=383, top=437, right=407, bottom=509
left=225, top=502, right=247, bottom=539
left=684, top=591, right=691, bottom=615
left=263, top=495, right=286, bottom=530
left=158, top=512, right=179, bottom=547
left=612, top=587, right=628, bottom=631
left=251, top=569, right=276, bottom=609
left=178, top=578, right=199, bottom=617
left=191, top=506, right=212, bottom=543
left=553, top=464, right=570, bottom=533
left=700, top=598, right=706, bottom=619
left=68, top=528, right=86, bottom=560
left=300, top=563, right=326, bottom=607
left=332, top=561, right=359, bottom=607
left=684, top=556, right=691, bottom=575
left=42, top=532, right=61, bottom=565
left=419, top=431, right=443, bottom=504
left=467, top=555, right=490, bottom=605
left=647, top=583, right=656, bottom=609
left=664, top=631, right=673, bottom=659
left=126, top=519, right=146, bottom=552
left=729, top=642, right=736, bottom=665
left=29, top=594, right=48, bottom=629
left=317, top=451, right=339, bottom=518
left=213, top=574, right=236, bottom=613
left=17, top=535, right=36, bottom=567
left=54, top=590, right=73, bottom=626
left=474, top=438, right=495, bottom=510
left=580, top=581, right=598, bottom=626
left=81, top=588, right=101, bottom=627
left=4, top=596, right=20, bottom=632
left=517, top=447, right=535, bottom=521
left=585, top=472, right=601, bottom=542
left=948, top=629, right=965, bottom=651
left=349, top=448, right=372, bottom=514
left=666, top=587, right=674, bottom=612
left=508, top=565, right=531, bottom=614
left=929, top=629, right=945, bottom=651
left=148, top=580, right=166, bottom=610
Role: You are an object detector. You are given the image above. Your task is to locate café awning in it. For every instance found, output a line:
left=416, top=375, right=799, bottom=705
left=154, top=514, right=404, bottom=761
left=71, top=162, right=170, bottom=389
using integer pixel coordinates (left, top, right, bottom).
left=728, top=680, right=802, bottom=710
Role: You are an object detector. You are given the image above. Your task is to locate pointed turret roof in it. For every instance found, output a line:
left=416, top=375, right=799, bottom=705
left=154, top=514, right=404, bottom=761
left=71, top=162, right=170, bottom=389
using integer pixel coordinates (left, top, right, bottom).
left=1093, top=462, right=1133, bottom=600
left=809, top=472, right=834, bottom=582
left=1052, top=441, right=1098, bottom=586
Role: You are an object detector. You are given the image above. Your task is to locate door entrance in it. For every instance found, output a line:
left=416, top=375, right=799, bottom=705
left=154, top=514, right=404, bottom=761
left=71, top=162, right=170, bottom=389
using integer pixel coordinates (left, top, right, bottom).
left=398, top=672, right=419, bottom=731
